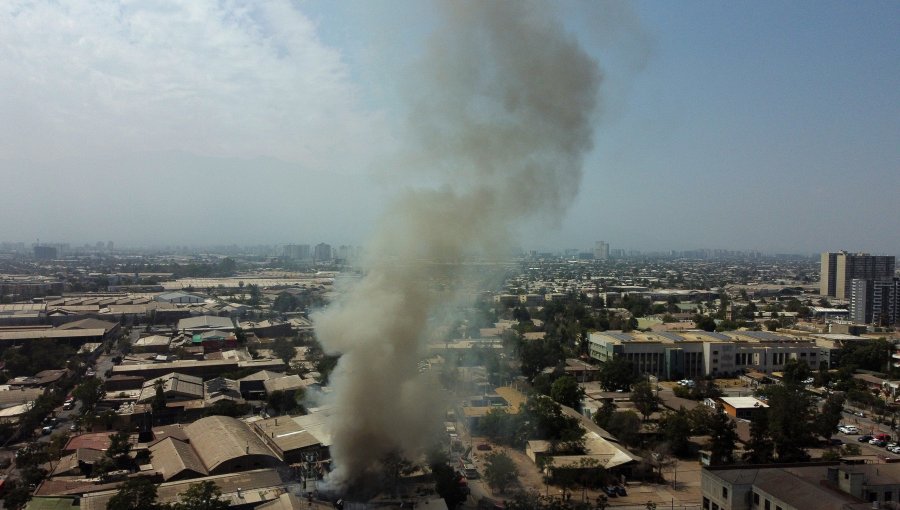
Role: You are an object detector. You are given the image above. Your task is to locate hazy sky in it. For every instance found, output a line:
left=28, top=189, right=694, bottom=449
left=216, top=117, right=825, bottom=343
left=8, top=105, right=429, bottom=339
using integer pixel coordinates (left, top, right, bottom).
left=1, top=1, right=897, bottom=255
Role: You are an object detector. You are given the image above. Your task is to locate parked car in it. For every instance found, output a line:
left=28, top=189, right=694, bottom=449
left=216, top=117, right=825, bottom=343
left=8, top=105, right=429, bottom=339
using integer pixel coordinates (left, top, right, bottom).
left=602, top=486, right=618, bottom=497
left=839, top=425, right=859, bottom=434
left=614, top=486, right=627, bottom=497
left=871, top=439, right=888, bottom=447
left=41, top=425, right=53, bottom=435
left=829, top=438, right=843, bottom=446
left=476, top=443, right=492, bottom=451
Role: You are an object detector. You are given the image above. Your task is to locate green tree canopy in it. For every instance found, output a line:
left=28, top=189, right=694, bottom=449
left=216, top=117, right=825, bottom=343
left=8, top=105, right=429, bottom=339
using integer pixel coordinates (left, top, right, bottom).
left=484, top=451, right=519, bottom=494
left=597, top=358, right=638, bottom=391
left=657, top=408, right=693, bottom=457
left=630, top=381, right=660, bottom=420
left=74, top=377, right=104, bottom=413
left=271, top=338, right=296, bottom=365
left=106, top=477, right=161, bottom=510
left=604, top=410, right=641, bottom=447
left=550, top=375, right=585, bottom=410
left=172, top=481, right=228, bottom=510
left=708, top=408, right=737, bottom=465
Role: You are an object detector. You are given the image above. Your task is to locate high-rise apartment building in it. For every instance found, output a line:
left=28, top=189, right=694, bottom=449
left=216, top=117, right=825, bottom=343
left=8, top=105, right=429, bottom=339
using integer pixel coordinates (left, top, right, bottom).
left=313, top=243, right=332, bottom=261
left=851, top=278, right=900, bottom=326
left=594, top=241, right=610, bottom=261
left=820, top=251, right=895, bottom=299
left=283, top=244, right=310, bottom=260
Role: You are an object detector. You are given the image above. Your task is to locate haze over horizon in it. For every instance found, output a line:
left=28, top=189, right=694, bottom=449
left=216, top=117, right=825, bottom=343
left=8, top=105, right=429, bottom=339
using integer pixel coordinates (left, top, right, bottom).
left=2, top=1, right=898, bottom=256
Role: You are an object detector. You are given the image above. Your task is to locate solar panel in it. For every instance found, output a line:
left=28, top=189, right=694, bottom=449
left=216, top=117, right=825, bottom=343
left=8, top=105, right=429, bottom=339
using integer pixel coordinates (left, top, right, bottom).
left=656, top=331, right=685, bottom=343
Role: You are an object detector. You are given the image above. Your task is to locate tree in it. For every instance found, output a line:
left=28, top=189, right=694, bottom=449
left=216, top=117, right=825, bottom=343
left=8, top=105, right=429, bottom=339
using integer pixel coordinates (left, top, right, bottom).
left=107, top=431, right=132, bottom=466
left=840, top=339, right=892, bottom=372
left=605, top=411, right=641, bottom=447
left=694, top=315, right=717, bottom=332
left=247, top=284, right=262, bottom=308
left=521, top=396, right=585, bottom=452
left=743, top=410, right=774, bottom=464
left=172, top=481, right=228, bottom=510
left=707, top=408, right=737, bottom=465
left=765, top=384, right=814, bottom=462
left=106, top=477, right=161, bottom=510
left=816, top=393, right=846, bottom=440
left=272, top=292, right=300, bottom=313
left=630, top=381, right=659, bottom=421
left=202, top=400, right=250, bottom=418
left=428, top=450, right=468, bottom=509
left=597, top=358, right=638, bottom=391
left=781, top=359, right=811, bottom=387
left=484, top=451, right=518, bottom=493
left=151, top=379, right=166, bottom=414
left=657, top=408, right=693, bottom=457
left=550, top=376, right=584, bottom=410
left=592, top=399, right=617, bottom=429
left=271, top=338, right=296, bottom=365
left=74, top=377, right=103, bottom=413
left=267, top=390, right=301, bottom=416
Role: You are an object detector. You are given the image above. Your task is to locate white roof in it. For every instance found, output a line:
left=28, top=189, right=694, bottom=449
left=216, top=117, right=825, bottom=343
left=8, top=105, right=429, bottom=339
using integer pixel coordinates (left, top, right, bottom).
left=721, top=396, right=768, bottom=409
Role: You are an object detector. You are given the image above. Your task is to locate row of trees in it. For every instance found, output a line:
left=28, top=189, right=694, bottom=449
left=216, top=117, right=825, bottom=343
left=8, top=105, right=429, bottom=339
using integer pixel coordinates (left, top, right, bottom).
left=106, top=479, right=228, bottom=510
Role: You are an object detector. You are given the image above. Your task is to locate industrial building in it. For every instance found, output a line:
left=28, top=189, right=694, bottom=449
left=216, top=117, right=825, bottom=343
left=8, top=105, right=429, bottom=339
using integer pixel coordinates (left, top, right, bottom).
left=588, top=330, right=823, bottom=380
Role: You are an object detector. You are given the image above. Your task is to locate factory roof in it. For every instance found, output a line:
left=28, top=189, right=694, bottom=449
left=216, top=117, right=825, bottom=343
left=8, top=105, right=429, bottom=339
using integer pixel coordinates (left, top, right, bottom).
left=136, top=372, right=204, bottom=403
left=149, top=436, right=208, bottom=480
left=177, top=315, right=235, bottom=331
left=0, top=328, right=107, bottom=342
left=184, top=416, right=278, bottom=473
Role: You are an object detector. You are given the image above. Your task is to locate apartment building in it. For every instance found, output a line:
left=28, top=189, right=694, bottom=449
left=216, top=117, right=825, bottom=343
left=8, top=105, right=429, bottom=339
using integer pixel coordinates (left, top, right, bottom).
left=821, top=251, right=895, bottom=299
left=850, top=277, right=899, bottom=326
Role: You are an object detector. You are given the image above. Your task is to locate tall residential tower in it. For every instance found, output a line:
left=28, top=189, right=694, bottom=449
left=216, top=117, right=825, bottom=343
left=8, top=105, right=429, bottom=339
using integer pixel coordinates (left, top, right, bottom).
left=820, top=251, right=895, bottom=299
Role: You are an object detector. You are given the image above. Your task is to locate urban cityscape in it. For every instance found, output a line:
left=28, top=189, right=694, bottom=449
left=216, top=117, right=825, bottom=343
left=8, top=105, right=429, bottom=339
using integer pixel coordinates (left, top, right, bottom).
left=1, top=2, right=898, bottom=510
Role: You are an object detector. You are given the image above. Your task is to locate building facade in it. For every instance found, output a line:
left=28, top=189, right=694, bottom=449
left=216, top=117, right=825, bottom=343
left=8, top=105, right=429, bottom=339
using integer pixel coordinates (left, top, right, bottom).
left=850, top=277, right=899, bottom=326
left=588, top=331, right=822, bottom=380
left=821, top=251, right=895, bottom=299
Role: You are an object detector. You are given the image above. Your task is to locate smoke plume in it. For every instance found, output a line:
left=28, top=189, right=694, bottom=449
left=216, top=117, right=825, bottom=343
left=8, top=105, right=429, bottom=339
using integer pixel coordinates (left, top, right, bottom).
left=314, top=2, right=601, bottom=488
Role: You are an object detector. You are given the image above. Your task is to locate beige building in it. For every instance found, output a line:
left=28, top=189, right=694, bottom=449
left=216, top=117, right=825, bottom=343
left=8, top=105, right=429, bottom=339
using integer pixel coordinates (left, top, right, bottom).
left=703, top=463, right=900, bottom=510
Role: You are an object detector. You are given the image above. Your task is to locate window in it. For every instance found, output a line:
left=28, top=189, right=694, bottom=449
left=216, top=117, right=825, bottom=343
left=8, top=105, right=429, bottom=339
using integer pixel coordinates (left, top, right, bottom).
left=754, top=492, right=760, bottom=505
left=765, top=500, right=771, bottom=510
left=712, top=504, right=719, bottom=510
left=703, top=497, right=710, bottom=510
left=776, top=506, right=782, bottom=510
left=887, top=492, right=893, bottom=502
left=722, top=487, right=728, bottom=499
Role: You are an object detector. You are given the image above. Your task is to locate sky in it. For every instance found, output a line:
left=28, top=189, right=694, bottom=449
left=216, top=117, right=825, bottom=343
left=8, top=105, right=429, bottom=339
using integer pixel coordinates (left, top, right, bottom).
left=1, top=0, right=897, bottom=255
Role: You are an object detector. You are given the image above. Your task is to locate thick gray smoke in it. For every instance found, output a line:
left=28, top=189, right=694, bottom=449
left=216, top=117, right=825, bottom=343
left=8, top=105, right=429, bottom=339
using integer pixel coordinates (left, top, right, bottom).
left=314, top=2, right=600, bottom=487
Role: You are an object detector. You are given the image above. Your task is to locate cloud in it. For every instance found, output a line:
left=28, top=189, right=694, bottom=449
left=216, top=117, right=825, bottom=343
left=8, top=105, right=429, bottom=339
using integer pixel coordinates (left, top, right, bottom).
left=0, top=0, right=388, bottom=173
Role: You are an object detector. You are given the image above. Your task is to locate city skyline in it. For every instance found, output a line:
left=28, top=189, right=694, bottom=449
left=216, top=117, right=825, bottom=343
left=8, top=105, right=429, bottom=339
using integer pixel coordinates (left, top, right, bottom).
left=1, top=1, right=898, bottom=254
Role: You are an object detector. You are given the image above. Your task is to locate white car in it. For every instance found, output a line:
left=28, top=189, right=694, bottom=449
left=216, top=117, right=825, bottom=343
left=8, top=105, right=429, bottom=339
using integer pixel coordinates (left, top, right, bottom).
left=839, top=425, right=859, bottom=434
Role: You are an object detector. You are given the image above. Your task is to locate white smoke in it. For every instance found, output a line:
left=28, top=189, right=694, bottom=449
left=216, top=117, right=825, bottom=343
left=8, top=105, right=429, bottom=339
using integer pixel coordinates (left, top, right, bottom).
left=314, top=2, right=601, bottom=488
